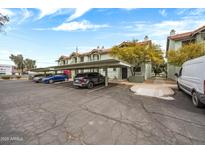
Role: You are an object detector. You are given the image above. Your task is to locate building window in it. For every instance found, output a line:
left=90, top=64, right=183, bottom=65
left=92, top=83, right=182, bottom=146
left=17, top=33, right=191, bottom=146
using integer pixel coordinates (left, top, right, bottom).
left=93, top=54, right=99, bottom=61
left=134, top=66, right=141, bottom=72
left=113, top=68, right=116, bottom=71
left=80, top=57, right=84, bottom=62
left=103, top=68, right=106, bottom=71
left=72, top=57, right=77, bottom=63
left=61, top=60, right=65, bottom=65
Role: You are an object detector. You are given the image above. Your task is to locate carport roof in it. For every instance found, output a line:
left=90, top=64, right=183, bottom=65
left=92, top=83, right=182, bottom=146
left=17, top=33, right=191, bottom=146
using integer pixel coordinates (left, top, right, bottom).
left=31, top=59, right=131, bottom=72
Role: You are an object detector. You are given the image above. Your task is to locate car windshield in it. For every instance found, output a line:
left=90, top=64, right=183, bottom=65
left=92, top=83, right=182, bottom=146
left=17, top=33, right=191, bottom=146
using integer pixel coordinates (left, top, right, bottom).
left=34, top=74, right=43, bottom=77
left=76, top=73, right=87, bottom=78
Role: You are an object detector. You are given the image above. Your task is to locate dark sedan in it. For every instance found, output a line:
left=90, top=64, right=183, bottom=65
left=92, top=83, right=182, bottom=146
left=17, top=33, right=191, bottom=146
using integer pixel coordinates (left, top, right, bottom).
left=73, top=72, right=105, bottom=89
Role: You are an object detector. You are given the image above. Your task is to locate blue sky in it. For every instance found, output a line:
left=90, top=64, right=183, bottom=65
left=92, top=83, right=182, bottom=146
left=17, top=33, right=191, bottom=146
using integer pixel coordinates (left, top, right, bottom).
left=1, top=8, right=205, bottom=67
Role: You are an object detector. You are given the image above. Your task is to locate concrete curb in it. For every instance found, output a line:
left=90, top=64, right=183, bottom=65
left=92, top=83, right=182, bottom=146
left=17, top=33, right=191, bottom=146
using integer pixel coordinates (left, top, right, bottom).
left=130, top=83, right=176, bottom=100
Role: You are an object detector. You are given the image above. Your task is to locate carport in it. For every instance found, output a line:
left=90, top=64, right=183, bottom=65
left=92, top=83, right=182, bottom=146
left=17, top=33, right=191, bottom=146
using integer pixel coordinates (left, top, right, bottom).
left=31, top=59, right=131, bottom=86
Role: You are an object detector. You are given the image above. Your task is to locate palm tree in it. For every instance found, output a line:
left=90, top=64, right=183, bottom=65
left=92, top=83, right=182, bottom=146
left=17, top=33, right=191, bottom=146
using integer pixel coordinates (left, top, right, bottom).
left=0, top=13, right=9, bottom=32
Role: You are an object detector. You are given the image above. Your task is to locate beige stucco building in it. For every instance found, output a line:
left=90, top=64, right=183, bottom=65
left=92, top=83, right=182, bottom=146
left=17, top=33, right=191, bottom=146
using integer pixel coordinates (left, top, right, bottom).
left=166, top=25, right=205, bottom=80
left=57, top=41, right=152, bottom=80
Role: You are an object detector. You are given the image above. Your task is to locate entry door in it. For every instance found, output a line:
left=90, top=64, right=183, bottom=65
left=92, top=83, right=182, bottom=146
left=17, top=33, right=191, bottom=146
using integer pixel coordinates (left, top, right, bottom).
left=122, top=67, right=127, bottom=79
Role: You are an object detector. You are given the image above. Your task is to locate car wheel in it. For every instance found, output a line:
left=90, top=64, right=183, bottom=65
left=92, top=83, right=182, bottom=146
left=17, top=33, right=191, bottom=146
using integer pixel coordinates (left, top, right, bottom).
left=192, top=91, right=204, bottom=108
left=87, top=82, right=94, bottom=89
left=49, top=79, right=54, bottom=84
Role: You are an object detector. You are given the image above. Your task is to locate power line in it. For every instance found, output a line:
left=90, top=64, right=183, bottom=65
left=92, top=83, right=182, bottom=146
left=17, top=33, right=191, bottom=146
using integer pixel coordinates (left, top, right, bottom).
left=0, top=59, right=57, bottom=64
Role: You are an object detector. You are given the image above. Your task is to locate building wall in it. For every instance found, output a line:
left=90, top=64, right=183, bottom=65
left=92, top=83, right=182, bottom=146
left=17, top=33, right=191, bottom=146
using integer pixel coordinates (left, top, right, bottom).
left=167, top=64, right=181, bottom=80
left=70, top=67, right=120, bottom=80
left=145, top=63, right=152, bottom=80
left=132, top=63, right=152, bottom=80
left=0, top=64, right=13, bottom=75
left=99, top=68, right=121, bottom=79
left=168, top=40, right=176, bottom=51
left=168, top=40, right=182, bottom=52
left=59, top=51, right=152, bottom=81
left=167, top=32, right=205, bottom=80
left=84, top=56, right=89, bottom=62
left=100, top=54, right=113, bottom=60
left=174, top=41, right=182, bottom=50
left=167, top=39, right=182, bottom=79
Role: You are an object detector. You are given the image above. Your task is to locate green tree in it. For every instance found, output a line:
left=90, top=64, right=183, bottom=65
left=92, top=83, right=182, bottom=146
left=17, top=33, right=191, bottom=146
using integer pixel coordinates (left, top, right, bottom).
left=24, top=58, right=36, bottom=71
left=110, top=41, right=164, bottom=76
left=9, top=54, right=25, bottom=75
left=168, top=43, right=205, bottom=66
left=10, top=54, right=37, bottom=74
left=0, top=13, right=9, bottom=32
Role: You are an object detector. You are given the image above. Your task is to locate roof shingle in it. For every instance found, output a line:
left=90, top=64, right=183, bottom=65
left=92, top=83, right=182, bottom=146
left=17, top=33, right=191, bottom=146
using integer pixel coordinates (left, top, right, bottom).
left=58, top=40, right=152, bottom=61
left=168, top=25, right=205, bottom=41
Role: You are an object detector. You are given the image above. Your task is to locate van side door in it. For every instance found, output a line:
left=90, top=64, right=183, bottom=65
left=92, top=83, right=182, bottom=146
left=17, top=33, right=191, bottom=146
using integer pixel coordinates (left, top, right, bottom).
left=178, top=68, right=184, bottom=88
left=178, top=67, right=191, bottom=94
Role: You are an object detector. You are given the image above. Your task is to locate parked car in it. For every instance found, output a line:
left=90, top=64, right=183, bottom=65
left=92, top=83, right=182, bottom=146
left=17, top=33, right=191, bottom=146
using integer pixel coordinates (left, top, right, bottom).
left=32, top=74, right=52, bottom=83
left=175, top=56, right=205, bottom=107
left=42, top=74, right=68, bottom=84
left=73, top=72, right=105, bottom=89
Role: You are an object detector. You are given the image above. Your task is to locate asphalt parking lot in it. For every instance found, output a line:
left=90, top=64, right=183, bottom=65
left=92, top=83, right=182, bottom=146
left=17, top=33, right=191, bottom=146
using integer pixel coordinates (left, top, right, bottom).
left=0, top=80, right=205, bottom=144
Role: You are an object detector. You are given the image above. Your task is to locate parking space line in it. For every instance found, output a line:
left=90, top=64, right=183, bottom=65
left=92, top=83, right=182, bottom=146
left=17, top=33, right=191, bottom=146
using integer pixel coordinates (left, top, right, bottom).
left=87, top=86, right=107, bottom=93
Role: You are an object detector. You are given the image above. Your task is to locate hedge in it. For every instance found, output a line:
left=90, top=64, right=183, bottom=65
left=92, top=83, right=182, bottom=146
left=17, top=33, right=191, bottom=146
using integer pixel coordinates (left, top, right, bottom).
left=16, top=75, right=21, bottom=79
left=1, top=75, right=11, bottom=80
left=0, top=75, right=22, bottom=80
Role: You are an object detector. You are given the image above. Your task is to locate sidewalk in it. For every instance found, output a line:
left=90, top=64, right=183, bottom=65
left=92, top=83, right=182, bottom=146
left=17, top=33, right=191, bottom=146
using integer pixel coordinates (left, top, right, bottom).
left=110, top=77, right=177, bottom=100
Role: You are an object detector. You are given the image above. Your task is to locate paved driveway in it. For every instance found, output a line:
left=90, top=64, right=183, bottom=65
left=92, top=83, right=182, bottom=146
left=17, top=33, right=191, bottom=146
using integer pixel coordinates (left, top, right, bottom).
left=0, top=80, right=205, bottom=144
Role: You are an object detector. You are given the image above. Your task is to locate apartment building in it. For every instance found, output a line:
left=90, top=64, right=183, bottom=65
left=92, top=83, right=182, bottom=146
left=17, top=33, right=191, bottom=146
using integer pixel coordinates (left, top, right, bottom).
left=166, top=25, right=205, bottom=80
left=57, top=41, right=152, bottom=80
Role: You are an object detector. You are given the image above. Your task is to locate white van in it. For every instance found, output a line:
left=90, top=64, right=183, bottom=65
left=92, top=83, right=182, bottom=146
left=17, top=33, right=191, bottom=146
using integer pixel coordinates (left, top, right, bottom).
left=175, top=55, right=205, bottom=107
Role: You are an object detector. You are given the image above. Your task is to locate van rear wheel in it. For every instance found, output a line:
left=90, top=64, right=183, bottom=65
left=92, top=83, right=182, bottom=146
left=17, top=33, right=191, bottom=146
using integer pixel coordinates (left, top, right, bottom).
left=192, top=91, right=204, bottom=108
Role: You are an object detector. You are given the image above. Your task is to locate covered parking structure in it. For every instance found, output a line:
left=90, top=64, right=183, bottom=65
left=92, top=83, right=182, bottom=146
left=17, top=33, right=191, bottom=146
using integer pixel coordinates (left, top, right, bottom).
left=31, top=59, right=131, bottom=86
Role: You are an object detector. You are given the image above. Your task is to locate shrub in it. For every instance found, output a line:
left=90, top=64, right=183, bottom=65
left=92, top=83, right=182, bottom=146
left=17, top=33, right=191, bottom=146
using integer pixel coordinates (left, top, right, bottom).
left=16, top=75, right=21, bottom=79
left=1, top=75, right=11, bottom=80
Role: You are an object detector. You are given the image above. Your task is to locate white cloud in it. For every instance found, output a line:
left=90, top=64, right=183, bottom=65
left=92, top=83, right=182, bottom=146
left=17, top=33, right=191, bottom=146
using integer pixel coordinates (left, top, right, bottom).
left=189, top=8, right=205, bottom=16
left=176, top=8, right=205, bottom=16
left=66, top=8, right=91, bottom=21
left=38, top=8, right=60, bottom=19
left=123, top=13, right=205, bottom=50
left=122, top=8, right=137, bottom=11
left=37, top=8, right=90, bottom=21
left=0, top=8, right=14, bottom=16
left=0, top=9, right=34, bottom=25
left=32, top=27, right=49, bottom=31
left=176, top=9, right=190, bottom=15
left=53, top=20, right=109, bottom=31
left=159, top=9, right=167, bottom=17
left=18, top=8, right=33, bottom=24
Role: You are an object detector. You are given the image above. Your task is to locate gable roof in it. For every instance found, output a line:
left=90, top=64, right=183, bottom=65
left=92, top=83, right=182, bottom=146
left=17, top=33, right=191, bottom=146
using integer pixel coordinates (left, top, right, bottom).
left=57, top=40, right=152, bottom=61
left=168, top=25, right=205, bottom=41
left=168, top=32, right=192, bottom=41
left=118, top=40, right=152, bottom=47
